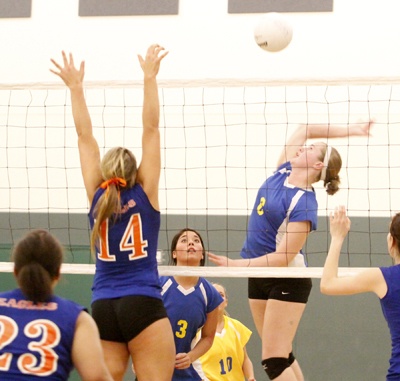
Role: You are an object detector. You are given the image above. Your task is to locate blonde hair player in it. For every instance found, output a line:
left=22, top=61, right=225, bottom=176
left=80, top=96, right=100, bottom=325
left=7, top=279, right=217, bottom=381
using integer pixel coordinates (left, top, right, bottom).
left=209, top=121, right=373, bottom=380
left=200, top=283, right=256, bottom=381
left=50, top=45, right=175, bottom=381
left=321, top=206, right=400, bottom=380
left=0, top=230, right=112, bottom=381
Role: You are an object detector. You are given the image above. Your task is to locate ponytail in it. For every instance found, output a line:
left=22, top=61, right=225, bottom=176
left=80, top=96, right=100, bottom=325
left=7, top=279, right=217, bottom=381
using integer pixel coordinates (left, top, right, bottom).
left=13, top=230, right=62, bottom=303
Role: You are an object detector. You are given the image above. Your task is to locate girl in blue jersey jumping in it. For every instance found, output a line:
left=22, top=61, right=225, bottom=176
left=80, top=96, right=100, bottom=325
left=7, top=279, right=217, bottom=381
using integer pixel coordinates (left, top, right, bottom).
left=0, top=230, right=112, bottom=381
left=160, top=228, right=223, bottom=381
left=321, top=206, right=400, bottom=381
left=209, top=121, right=373, bottom=380
left=50, top=45, right=175, bottom=381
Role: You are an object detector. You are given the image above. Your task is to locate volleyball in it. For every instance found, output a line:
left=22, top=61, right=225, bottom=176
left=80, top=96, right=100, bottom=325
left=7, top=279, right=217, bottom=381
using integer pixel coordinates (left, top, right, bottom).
left=254, top=12, right=293, bottom=52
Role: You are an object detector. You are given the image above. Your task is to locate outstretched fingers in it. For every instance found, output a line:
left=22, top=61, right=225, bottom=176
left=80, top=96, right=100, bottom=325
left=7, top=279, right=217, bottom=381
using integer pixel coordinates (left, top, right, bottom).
left=138, top=44, right=168, bottom=77
left=49, top=51, right=85, bottom=88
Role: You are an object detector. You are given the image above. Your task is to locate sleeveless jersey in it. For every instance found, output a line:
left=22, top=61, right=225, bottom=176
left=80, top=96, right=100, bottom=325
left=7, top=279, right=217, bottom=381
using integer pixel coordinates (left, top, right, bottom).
left=89, top=183, right=161, bottom=302
left=380, top=265, right=400, bottom=380
left=200, top=315, right=252, bottom=381
left=240, top=161, right=318, bottom=267
left=0, top=288, right=84, bottom=380
left=160, top=276, right=223, bottom=381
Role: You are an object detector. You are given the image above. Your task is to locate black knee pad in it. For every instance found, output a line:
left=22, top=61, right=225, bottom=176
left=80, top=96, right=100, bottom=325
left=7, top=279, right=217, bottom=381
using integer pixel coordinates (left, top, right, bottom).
left=262, top=357, right=290, bottom=380
left=288, top=351, right=296, bottom=365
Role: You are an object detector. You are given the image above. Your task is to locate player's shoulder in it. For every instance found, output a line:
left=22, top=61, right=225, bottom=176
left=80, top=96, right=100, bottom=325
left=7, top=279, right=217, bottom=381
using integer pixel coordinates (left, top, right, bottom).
left=226, top=316, right=246, bottom=329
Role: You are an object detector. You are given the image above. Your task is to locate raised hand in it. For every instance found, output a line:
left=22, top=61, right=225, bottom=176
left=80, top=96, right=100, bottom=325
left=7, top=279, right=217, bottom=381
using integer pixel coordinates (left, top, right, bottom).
left=329, top=205, right=351, bottom=240
left=50, top=51, right=84, bottom=89
left=348, top=120, right=374, bottom=137
left=138, top=44, right=168, bottom=79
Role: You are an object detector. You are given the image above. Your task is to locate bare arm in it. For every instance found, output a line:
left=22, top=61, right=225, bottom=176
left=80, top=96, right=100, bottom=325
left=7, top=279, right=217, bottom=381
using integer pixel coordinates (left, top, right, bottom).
left=136, top=44, right=168, bottom=210
left=208, top=221, right=310, bottom=267
left=50, top=52, right=102, bottom=204
left=320, top=206, right=387, bottom=297
left=71, top=311, right=113, bottom=381
left=276, top=121, right=374, bottom=167
left=242, top=346, right=256, bottom=381
left=174, top=308, right=219, bottom=370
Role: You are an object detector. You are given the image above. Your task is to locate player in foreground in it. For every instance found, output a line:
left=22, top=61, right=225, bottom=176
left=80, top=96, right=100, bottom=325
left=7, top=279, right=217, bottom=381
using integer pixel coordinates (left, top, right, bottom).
left=0, top=229, right=112, bottom=381
left=50, top=44, right=175, bottom=381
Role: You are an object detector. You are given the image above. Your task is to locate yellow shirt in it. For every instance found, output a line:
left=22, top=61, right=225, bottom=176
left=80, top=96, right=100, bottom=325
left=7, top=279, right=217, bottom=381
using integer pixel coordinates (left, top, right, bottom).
left=200, top=315, right=252, bottom=381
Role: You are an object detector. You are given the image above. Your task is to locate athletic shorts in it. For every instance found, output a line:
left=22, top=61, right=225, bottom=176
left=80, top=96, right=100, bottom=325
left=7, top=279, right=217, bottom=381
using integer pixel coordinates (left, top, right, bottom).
left=91, top=295, right=168, bottom=343
left=248, top=277, right=312, bottom=304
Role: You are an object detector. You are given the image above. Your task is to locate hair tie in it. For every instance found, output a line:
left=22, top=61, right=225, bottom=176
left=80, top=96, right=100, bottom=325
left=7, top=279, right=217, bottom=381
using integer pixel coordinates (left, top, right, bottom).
left=100, top=177, right=127, bottom=189
left=100, top=177, right=127, bottom=198
left=320, top=146, right=332, bottom=182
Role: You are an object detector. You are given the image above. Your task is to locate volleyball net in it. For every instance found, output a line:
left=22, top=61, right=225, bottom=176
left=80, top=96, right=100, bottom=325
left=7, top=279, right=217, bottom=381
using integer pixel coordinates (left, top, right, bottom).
left=1, top=78, right=399, bottom=277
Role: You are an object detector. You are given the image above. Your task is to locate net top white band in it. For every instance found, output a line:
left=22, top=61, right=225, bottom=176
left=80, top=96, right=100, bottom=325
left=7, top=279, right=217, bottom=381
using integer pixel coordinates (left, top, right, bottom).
left=3, top=76, right=400, bottom=89
left=0, top=262, right=369, bottom=278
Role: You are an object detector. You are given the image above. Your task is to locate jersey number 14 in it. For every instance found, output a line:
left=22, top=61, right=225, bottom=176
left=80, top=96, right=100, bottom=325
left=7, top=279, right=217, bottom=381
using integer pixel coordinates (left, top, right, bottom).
left=97, top=213, right=149, bottom=262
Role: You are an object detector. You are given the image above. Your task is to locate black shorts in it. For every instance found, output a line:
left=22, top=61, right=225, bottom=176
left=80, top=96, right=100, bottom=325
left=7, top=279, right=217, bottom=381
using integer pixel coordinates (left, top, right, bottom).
left=248, top=277, right=312, bottom=304
left=91, top=295, right=168, bottom=343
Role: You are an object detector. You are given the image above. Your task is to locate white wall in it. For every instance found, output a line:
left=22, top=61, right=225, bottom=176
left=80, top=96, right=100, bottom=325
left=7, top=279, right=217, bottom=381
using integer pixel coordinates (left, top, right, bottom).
left=1, top=0, right=400, bottom=217
left=0, top=0, right=399, bottom=83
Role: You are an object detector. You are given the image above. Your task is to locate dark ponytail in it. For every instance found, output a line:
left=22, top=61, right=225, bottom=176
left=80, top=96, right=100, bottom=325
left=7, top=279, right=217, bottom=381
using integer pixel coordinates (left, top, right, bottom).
left=12, top=230, right=63, bottom=303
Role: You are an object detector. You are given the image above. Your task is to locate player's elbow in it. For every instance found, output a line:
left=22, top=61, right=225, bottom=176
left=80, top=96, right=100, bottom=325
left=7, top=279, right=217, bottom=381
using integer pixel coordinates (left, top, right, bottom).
left=320, top=279, right=335, bottom=295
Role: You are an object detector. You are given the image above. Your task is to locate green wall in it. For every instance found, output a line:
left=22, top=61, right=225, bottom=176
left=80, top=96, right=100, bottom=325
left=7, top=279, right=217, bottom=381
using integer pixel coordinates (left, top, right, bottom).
left=0, top=213, right=393, bottom=380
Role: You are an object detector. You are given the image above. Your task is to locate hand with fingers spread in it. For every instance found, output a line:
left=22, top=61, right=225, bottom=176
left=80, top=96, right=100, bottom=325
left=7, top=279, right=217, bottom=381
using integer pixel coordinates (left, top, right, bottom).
left=48, top=45, right=175, bottom=381
left=138, top=44, right=168, bottom=80
left=50, top=51, right=84, bottom=90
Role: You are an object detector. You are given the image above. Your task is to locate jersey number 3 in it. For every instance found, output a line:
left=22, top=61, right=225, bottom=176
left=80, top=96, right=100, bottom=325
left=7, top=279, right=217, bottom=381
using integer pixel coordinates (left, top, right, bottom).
left=98, top=213, right=149, bottom=261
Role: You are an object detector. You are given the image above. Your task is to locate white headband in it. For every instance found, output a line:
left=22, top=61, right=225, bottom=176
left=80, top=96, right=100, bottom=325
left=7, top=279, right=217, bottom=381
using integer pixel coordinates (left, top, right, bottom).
left=320, top=146, right=332, bottom=182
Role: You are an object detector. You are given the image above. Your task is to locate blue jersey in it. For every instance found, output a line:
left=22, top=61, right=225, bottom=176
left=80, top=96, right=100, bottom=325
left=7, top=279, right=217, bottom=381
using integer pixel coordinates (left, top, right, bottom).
left=240, top=162, right=318, bottom=267
left=160, top=276, right=223, bottom=381
left=89, top=183, right=161, bottom=303
left=380, top=265, right=400, bottom=380
left=0, top=288, right=84, bottom=380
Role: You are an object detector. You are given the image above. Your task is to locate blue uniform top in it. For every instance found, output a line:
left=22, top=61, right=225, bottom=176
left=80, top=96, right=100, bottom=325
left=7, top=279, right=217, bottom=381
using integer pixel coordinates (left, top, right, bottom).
left=380, top=265, right=400, bottom=380
left=0, top=288, right=85, bottom=380
left=160, top=276, right=223, bottom=381
left=89, top=183, right=161, bottom=303
left=240, top=161, right=318, bottom=267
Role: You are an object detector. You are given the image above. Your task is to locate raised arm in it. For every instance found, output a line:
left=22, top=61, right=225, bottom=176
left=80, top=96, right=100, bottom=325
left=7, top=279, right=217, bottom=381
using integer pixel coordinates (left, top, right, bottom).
left=276, top=121, right=374, bottom=168
left=50, top=52, right=102, bottom=204
left=136, top=44, right=168, bottom=210
left=320, top=205, right=386, bottom=297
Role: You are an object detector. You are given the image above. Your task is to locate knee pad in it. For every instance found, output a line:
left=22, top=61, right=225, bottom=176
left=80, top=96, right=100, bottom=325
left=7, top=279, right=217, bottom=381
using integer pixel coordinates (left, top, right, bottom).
left=262, top=357, right=290, bottom=380
left=288, top=351, right=296, bottom=365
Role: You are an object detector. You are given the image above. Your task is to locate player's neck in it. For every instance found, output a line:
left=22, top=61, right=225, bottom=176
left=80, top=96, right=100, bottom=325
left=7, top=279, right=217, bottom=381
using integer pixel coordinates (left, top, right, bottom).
left=216, top=316, right=225, bottom=332
left=174, top=275, right=199, bottom=289
left=287, top=172, right=313, bottom=190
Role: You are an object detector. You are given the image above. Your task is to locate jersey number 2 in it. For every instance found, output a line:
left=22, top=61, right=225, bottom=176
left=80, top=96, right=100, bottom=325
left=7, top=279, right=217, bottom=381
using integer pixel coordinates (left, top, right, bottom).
left=0, top=316, right=60, bottom=376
